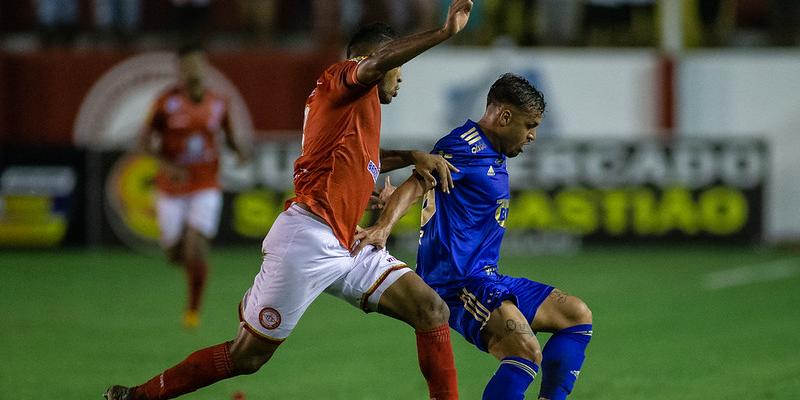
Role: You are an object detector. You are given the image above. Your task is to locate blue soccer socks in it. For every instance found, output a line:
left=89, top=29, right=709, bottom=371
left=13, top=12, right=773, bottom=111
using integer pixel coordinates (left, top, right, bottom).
left=539, top=324, right=593, bottom=400
left=482, top=356, right=539, bottom=400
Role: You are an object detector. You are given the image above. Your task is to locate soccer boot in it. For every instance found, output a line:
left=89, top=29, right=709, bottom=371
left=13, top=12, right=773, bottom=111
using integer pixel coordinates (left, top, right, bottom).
left=104, top=385, right=134, bottom=400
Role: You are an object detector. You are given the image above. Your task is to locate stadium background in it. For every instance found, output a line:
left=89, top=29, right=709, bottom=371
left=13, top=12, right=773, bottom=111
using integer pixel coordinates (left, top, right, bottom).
left=1, top=1, right=799, bottom=398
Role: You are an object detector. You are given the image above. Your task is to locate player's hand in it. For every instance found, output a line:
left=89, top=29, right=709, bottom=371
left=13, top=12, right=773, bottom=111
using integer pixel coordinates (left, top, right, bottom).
left=351, top=224, right=392, bottom=255
left=411, top=151, right=459, bottom=194
left=443, top=0, right=473, bottom=37
left=367, top=176, right=396, bottom=210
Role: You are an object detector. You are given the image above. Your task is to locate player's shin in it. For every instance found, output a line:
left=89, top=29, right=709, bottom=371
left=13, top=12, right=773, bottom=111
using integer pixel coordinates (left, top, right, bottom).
left=185, top=258, right=208, bottom=311
left=482, top=357, right=538, bottom=400
left=132, top=341, right=235, bottom=400
left=538, top=324, right=593, bottom=400
left=416, top=324, right=459, bottom=400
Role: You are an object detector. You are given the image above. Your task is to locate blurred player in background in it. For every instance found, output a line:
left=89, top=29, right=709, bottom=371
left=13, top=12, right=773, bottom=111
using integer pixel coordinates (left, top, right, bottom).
left=353, top=73, right=594, bottom=400
left=105, top=1, right=472, bottom=399
left=139, top=44, right=247, bottom=329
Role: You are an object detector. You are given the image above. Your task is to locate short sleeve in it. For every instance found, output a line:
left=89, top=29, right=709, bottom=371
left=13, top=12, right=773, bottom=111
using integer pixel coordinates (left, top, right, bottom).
left=323, top=59, right=374, bottom=103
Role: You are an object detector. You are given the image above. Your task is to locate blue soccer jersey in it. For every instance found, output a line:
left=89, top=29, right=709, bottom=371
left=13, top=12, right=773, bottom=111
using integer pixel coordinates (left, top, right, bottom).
left=417, top=119, right=554, bottom=353
left=416, top=119, right=511, bottom=297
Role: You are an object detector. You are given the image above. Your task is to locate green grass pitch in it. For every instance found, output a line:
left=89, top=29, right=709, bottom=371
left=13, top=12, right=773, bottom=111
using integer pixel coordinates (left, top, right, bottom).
left=2, top=245, right=799, bottom=399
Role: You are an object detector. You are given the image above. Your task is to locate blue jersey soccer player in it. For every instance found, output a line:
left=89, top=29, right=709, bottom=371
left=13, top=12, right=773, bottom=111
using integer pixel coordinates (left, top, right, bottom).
left=353, top=73, right=593, bottom=400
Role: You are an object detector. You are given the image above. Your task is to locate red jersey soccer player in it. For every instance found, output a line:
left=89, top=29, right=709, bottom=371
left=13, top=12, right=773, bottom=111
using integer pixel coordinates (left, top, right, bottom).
left=140, top=44, right=247, bottom=329
left=106, top=1, right=473, bottom=399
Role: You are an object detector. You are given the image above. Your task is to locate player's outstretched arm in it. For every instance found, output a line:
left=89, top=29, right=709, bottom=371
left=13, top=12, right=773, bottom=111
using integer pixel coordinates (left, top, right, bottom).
left=356, top=0, right=473, bottom=84
left=351, top=173, right=428, bottom=254
left=379, top=149, right=459, bottom=193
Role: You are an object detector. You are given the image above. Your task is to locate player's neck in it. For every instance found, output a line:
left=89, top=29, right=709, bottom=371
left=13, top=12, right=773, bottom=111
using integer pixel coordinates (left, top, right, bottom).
left=477, top=118, right=502, bottom=155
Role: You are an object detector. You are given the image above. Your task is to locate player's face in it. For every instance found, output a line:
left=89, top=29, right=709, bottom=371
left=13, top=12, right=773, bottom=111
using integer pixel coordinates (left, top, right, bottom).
left=378, top=67, right=402, bottom=104
left=179, top=52, right=206, bottom=102
left=501, top=108, right=541, bottom=158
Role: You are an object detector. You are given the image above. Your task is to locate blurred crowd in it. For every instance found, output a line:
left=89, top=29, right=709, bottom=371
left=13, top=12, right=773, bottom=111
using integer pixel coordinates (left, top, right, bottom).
left=1, top=0, right=799, bottom=50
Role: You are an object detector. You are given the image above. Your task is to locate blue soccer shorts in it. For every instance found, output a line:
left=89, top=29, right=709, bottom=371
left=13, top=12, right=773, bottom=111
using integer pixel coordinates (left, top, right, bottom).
left=443, top=271, right=554, bottom=353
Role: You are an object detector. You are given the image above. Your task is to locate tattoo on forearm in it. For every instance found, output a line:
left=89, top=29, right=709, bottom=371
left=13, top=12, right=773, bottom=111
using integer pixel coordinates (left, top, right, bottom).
left=505, top=319, right=534, bottom=336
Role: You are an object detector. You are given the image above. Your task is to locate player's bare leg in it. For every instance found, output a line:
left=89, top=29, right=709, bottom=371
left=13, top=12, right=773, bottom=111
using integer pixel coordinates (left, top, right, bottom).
left=104, top=325, right=280, bottom=400
left=377, top=272, right=459, bottom=400
left=180, top=227, right=210, bottom=328
left=480, top=301, right=542, bottom=399
left=531, top=289, right=593, bottom=400
left=483, top=301, right=543, bottom=362
left=531, top=289, right=592, bottom=333
left=165, top=240, right=183, bottom=265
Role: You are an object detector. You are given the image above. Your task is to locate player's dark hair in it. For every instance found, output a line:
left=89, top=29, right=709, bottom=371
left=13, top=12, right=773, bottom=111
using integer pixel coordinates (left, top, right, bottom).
left=487, top=73, right=546, bottom=115
left=346, top=22, right=397, bottom=58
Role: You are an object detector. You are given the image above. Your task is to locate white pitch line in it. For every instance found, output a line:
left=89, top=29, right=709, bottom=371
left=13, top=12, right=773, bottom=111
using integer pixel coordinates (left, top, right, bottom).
left=704, top=259, right=800, bottom=290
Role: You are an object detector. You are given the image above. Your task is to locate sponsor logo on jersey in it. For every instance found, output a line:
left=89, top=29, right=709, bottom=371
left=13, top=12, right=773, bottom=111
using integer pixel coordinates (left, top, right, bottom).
left=367, top=160, right=380, bottom=183
left=259, top=307, right=282, bottom=330
left=487, top=166, right=495, bottom=176
left=471, top=142, right=486, bottom=153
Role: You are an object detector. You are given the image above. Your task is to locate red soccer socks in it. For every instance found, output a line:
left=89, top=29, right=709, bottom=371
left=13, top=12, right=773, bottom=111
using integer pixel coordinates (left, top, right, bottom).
left=416, top=324, right=459, bottom=400
left=133, top=342, right=234, bottom=400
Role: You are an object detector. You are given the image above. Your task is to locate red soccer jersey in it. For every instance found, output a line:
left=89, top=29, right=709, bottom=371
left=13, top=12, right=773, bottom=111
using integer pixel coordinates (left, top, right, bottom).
left=287, top=58, right=382, bottom=249
left=147, top=86, right=229, bottom=195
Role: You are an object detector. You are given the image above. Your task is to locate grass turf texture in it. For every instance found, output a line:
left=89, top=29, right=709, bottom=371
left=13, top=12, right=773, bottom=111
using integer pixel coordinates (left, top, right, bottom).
left=2, top=245, right=799, bottom=399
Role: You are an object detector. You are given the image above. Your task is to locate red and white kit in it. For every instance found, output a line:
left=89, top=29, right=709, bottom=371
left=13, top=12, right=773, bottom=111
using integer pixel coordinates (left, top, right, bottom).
left=147, top=86, right=229, bottom=246
left=239, top=59, right=412, bottom=341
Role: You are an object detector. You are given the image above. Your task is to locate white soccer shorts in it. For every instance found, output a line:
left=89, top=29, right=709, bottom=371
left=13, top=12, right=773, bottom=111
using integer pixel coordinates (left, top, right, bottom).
left=155, top=188, right=223, bottom=248
left=239, top=203, right=412, bottom=342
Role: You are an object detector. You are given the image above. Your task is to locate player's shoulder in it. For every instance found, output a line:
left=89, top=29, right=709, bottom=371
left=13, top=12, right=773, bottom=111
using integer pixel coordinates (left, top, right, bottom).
left=433, top=120, right=497, bottom=163
left=321, top=58, right=360, bottom=79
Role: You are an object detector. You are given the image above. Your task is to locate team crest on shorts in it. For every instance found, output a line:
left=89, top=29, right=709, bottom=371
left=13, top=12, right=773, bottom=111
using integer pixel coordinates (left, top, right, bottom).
left=259, top=307, right=282, bottom=330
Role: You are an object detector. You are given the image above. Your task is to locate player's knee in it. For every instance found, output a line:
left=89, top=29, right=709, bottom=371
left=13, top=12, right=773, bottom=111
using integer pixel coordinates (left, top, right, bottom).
left=166, top=247, right=182, bottom=264
left=569, top=297, right=592, bottom=326
left=493, top=334, right=542, bottom=365
left=413, top=293, right=450, bottom=329
left=511, top=336, right=542, bottom=365
left=232, top=353, right=269, bottom=375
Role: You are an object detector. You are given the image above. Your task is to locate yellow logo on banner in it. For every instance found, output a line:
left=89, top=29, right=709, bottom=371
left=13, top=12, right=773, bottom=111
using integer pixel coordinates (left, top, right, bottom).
left=106, top=154, right=159, bottom=243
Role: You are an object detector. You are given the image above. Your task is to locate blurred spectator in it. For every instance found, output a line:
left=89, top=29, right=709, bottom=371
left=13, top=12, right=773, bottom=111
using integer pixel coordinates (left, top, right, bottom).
left=537, top=0, right=583, bottom=46
left=35, top=0, right=79, bottom=46
left=170, top=0, right=212, bottom=44
left=238, top=0, right=276, bottom=44
left=683, top=0, right=736, bottom=47
left=582, top=0, right=656, bottom=46
left=385, top=0, right=438, bottom=34
left=93, top=0, right=141, bottom=45
left=768, top=0, right=800, bottom=46
left=482, top=0, right=538, bottom=45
